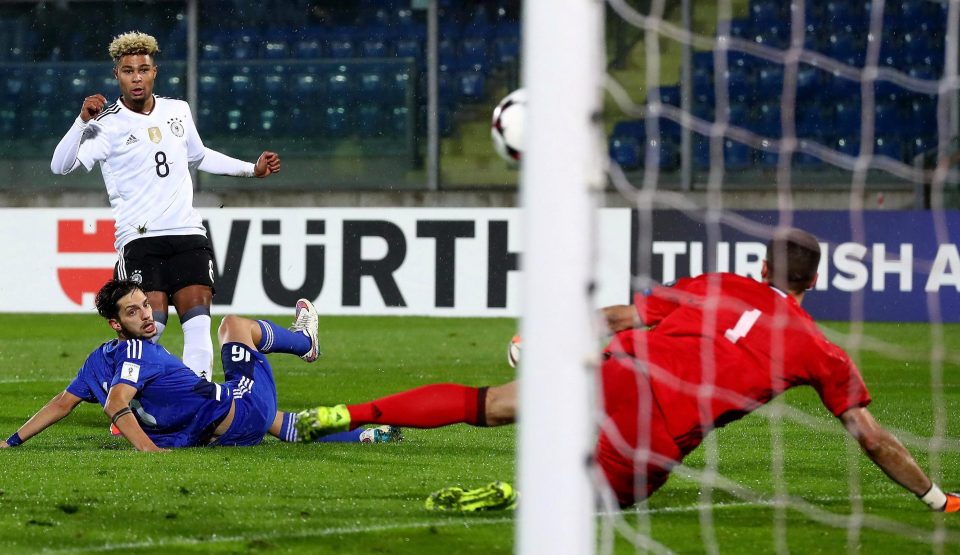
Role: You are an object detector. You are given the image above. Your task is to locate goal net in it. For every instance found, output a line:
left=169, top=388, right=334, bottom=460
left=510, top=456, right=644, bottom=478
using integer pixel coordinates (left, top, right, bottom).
left=521, top=0, right=960, bottom=553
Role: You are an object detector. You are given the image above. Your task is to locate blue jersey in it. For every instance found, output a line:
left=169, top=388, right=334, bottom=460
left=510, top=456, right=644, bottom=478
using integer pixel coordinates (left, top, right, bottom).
left=67, top=339, right=233, bottom=448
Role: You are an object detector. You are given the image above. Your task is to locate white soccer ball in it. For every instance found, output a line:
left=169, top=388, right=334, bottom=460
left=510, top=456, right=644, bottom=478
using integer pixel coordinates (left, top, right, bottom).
left=507, top=335, right=522, bottom=368
left=491, top=88, right=526, bottom=163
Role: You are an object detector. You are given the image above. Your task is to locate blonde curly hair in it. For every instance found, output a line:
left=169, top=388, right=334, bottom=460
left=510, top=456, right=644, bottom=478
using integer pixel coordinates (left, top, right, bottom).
left=108, top=31, right=160, bottom=62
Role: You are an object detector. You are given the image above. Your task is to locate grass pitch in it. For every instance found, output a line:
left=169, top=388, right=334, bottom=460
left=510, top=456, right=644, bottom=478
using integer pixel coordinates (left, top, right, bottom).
left=0, top=315, right=958, bottom=554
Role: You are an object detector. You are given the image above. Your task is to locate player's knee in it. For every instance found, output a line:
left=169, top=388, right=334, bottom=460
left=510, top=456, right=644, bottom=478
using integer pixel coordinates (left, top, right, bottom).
left=217, top=314, right=242, bottom=342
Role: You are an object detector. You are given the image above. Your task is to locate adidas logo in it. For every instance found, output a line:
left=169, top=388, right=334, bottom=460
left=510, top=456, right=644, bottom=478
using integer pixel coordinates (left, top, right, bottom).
left=125, top=134, right=138, bottom=145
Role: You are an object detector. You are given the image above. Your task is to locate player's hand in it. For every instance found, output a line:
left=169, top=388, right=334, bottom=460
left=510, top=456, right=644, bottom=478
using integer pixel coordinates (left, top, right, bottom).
left=0, top=440, right=9, bottom=448
left=254, top=151, right=281, bottom=177
left=942, top=493, right=960, bottom=512
left=80, top=94, right=107, bottom=122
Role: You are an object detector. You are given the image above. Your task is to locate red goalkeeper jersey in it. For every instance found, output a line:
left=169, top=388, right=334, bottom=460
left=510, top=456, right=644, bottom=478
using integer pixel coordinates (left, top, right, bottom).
left=609, top=272, right=871, bottom=454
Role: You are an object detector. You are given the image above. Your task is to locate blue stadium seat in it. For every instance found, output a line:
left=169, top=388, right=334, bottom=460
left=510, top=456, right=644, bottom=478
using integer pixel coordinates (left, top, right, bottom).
left=395, top=38, right=422, bottom=60
left=834, top=136, right=860, bottom=158
left=874, top=101, right=901, bottom=135
left=756, top=148, right=778, bottom=169
left=201, top=41, right=224, bottom=61
left=753, top=24, right=788, bottom=49
left=656, top=86, right=681, bottom=107
left=457, top=71, right=485, bottom=103
left=727, top=18, right=752, bottom=40
left=438, top=39, right=459, bottom=72
left=903, top=97, right=936, bottom=136
left=797, top=104, right=826, bottom=139
left=387, top=105, right=411, bottom=136
left=612, top=120, right=645, bottom=141
left=750, top=0, right=781, bottom=26
left=460, top=37, right=489, bottom=72
left=224, top=108, right=244, bottom=133
left=726, top=103, right=750, bottom=128
left=34, top=67, right=60, bottom=108
left=294, top=40, right=323, bottom=59
left=229, top=69, right=256, bottom=106
left=725, top=64, right=754, bottom=101
left=323, top=104, right=352, bottom=138
left=757, top=64, right=783, bottom=96
left=261, top=72, right=287, bottom=104
left=609, top=136, right=641, bottom=170
left=906, top=136, right=932, bottom=159
left=358, top=66, right=387, bottom=99
left=833, top=101, right=860, bottom=138
left=263, top=40, right=289, bottom=60
left=2, top=68, right=28, bottom=104
left=753, top=101, right=780, bottom=136
left=198, top=72, right=223, bottom=99
left=793, top=150, right=824, bottom=169
left=358, top=104, right=386, bottom=138
left=361, top=39, right=389, bottom=58
left=161, top=74, right=185, bottom=99
left=385, top=66, right=412, bottom=103
left=0, top=108, right=18, bottom=135
left=28, top=107, right=53, bottom=138
left=257, top=109, right=281, bottom=136
left=874, top=135, right=903, bottom=160
left=329, top=39, right=355, bottom=59
left=693, top=51, right=714, bottom=72
left=326, top=68, right=354, bottom=101
left=692, top=135, right=712, bottom=170
left=493, top=36, right=519, bottom=65
left=724, top=139, right=751, bottom=170
left=795, top=66, right=820, bottom=98
left=292, top=73, right=322, bottom=103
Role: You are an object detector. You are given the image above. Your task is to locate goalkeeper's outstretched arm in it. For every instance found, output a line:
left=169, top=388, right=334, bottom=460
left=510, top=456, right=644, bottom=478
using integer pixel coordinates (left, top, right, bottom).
left=0, top=390, right=83, bottom=448
left=841, top=406, right=960, bottom=512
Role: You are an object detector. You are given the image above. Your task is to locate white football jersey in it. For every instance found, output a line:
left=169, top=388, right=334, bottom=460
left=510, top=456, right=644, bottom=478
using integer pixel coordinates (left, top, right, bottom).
left=76, top=96, right=206, bottom=250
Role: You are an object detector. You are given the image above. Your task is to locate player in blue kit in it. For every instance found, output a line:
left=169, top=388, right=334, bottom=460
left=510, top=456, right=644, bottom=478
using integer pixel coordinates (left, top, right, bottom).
left=0, top=279, right=400, bottom=450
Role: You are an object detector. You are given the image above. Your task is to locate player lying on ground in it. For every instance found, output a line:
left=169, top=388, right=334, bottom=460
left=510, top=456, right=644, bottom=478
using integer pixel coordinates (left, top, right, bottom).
left=295, top=228, right=959, bottom=512
left=0, top=280, right=400, bottom=451
left=50, top=31, right=282, bottom=382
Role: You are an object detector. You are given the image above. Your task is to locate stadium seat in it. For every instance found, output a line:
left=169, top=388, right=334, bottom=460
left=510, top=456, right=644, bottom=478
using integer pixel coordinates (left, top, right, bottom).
left=260, top=72, right=287, bottom=104
left=201, top=41, right=224, bottom=61
left=725, top=65, right=754, bottom=101
left=723, top=139, right=752, bottom=170
left=612, top=119, right=645, bottom=142
left=294, top=40, right=323, bottom=59
left=756, top=147, right=778, bottom=169
left=874, top=135, right=903, bottom=160
left=753, top=24, right=788, bottom=49
left=795, top=65, right=820, bottom=98
left=492, top=36, right=519, bottom=66
left=833, top=136, right=860, bottom=158
left=874, top=101, right=901, bottom=135
left=394, top=38, right=422, bottom=60
left=655, top=86, right=681, bottom=107
left=749, top=0, right=781, bottom=26
left=438, top=39, right=459, bottom=72
left=263, top=40, right=289, bottom=60
left=387, top=105, right=411, bottom=136
left=34, top=67, right=59, bottom=108
left=756, top=65, right=783, bottom=100
left=457, top=71, right=485, bottom=103
left=460, top=37, right=489, bottom=72
left=609, top=136, right=641, bottom=170
left=28, top=107, right=53, bottom=139
left=292, top=73, right=322, bottom=103
left=727, top=18, right=752, bottom=40
left=161, top=74, right=186, bottom=99
left=198, top=72, right=223, bottom=99
left=229, top=69, right=256, bottom=106
left=797, top=104, right=826, bottom=139
left=692, top=135, right=711, bottom=170
left=906, top=136, right=932, bottom=160
left=361, top=39, right=389, bottom=58
left=793, top=150, right=824, bottom=169
left=326, top=68, right=354, bottom=102
left=358, top=104, right=386, bottom=138
left=329, top=39, right=355, bottom=59
left=385, top=66, right=412, bottom=103
left=833, top=101, right=860, bottom=138
left=257, top=109, right=281, bottom=136
left=903, top=97, right=936, bottom=136
left=2, top=68, right=28, bottom=104
left=322, top=104, right=352, bottom=138
left=752, top=101, right=780, bottom=136
left=358, top=66, right=387, bottom=99
left=0, top=108, right=18, bottom=135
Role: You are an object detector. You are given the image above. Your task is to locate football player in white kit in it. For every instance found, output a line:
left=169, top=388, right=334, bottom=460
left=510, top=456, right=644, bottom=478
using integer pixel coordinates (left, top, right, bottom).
left=51, top=31, right=282, bottom=382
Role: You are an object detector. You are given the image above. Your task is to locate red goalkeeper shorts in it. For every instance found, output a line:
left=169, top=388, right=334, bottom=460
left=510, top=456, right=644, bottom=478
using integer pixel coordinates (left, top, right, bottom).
left=596, top=354, right=682, bottom=508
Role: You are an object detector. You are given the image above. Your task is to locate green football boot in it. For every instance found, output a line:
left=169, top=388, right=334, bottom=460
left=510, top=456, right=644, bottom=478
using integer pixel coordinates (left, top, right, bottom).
left=424, top=481, right=519, bottom=512
left=295, top=404, right=351, bottom=442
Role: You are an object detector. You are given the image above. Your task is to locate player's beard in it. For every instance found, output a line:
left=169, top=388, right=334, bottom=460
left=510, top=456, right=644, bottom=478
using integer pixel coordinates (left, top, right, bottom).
left=119, top=320, right=157, bottom=341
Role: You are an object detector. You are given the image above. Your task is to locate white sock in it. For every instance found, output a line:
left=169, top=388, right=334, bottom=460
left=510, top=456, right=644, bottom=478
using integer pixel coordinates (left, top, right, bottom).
left=181, top=315, right=213, bottom=382
left=149, top=321, right=166, bottom=344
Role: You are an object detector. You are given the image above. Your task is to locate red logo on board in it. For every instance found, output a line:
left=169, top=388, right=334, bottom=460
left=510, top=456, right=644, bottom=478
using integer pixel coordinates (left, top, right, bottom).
left=57, top=219, right=115, bottom=305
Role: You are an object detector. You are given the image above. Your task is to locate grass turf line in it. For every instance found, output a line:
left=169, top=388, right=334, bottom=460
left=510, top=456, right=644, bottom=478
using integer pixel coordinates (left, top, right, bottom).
left=0, top=315, right=958, bottom=553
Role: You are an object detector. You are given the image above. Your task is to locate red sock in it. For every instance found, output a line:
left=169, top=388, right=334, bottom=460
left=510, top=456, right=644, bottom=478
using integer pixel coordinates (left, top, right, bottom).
left=347, top=384, right=489, bottom=429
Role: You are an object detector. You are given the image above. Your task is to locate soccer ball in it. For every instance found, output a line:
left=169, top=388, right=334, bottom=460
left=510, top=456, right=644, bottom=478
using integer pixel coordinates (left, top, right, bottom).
left=507, top=335, right=522, bottom=368
left=491, top=88, right=526, bottom=163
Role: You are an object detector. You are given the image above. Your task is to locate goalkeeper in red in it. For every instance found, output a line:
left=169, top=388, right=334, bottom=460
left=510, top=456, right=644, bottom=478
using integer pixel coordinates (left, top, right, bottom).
left=296, top=228, right=960, bottom=513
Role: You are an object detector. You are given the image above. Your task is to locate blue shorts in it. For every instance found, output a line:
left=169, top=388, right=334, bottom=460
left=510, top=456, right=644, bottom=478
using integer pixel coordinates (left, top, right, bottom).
left=210, top=343, right=278, bottom=447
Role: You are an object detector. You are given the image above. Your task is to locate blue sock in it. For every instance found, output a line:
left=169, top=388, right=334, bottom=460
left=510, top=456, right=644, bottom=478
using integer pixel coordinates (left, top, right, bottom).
left=256, top=320, right=311, bottom=356
left=277, top=412, right=365, bottom=443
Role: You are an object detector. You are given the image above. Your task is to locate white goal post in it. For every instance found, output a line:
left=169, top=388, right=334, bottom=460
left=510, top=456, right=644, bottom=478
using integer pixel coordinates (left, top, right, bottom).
left=517, top=0, right=606, bottom=554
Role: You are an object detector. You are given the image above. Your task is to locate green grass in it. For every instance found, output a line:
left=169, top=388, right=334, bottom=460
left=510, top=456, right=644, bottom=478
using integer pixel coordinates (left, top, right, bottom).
left=0, top=316, right=959, bottom=553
